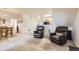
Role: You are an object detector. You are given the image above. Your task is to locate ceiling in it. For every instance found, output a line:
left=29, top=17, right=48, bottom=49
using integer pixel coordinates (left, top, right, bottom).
left=0, top=8, right=77, bottom=20
left=0, top=8, right=77, bottom=15
left=0, top=8, right=22, bottom=15
left=0, top=8, right=53, bottom=15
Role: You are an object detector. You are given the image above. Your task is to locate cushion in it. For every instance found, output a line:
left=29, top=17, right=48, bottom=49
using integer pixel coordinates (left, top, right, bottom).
left=56, top=33, right=63, bottom=36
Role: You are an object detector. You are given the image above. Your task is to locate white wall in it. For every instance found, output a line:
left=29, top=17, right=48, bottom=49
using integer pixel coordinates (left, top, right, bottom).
left=53, top=8, right=77, bottom=26
left=21, top=9, right=53, bottom=35
left=72, top=9, right=79, bottom=47
left=10, top=19, right=18, bottom=34
left=21, top=15, right=38, bottom=35
left=21, top=8, right=77, bottom=35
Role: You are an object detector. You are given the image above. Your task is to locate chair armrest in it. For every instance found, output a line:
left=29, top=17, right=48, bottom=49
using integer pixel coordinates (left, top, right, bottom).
left=34, top=31, right=38, bottom=33
left=50, top=33, right=55, bottom=36
left=50, top=33, right=56, bottom=38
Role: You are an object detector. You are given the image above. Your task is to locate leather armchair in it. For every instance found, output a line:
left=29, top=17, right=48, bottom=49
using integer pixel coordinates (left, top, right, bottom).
left=34, top=26, right=44, bottom=38
left=37, top=26, right=44, bottom=31
left=50, top=26, right=68, bottom=45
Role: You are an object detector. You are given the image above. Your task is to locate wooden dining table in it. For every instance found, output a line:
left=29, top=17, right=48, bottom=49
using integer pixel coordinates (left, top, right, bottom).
left=0, top=26, right=13, bottom=38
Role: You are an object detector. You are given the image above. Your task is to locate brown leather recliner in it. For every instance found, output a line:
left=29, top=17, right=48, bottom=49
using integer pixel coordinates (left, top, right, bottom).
left=50, top=26, right=68, bottom=45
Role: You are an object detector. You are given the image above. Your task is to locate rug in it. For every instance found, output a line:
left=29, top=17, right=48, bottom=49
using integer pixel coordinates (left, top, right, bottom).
left=69, top=46, right=79, bottom=51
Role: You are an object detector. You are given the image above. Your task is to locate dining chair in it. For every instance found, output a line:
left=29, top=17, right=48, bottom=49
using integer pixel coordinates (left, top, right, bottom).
left=7, top=27, right=13, bottom=37
left=0, top=26, right=8, bottom=38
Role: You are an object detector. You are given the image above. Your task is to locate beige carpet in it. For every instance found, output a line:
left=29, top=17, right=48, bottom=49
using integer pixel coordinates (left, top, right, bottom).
left=8, top=38, right=75, bottom=51
left=0, top=34, right=75, bottom=51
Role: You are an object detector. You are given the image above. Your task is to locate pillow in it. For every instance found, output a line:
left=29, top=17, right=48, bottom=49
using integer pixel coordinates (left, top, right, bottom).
left=56, top=33, right=63, bottom=36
